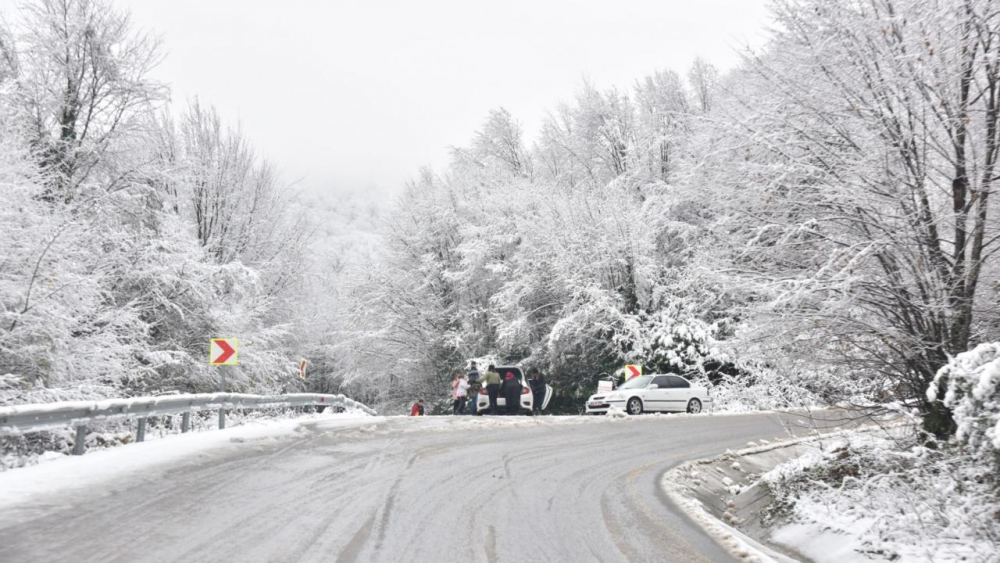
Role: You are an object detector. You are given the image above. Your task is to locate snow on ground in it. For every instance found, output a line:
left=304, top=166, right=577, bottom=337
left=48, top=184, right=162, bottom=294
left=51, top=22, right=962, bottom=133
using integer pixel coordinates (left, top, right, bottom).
left=0, top=410, right=382, bottom=510
left=0, top=412, right=625, bottom=509
left=764, top=430, right=999, bottom=563
left=4, top=411, right=813, bottom=562
left=660, top=425, right=874, bottom=563
left=0, top=410, right=769, bottom=511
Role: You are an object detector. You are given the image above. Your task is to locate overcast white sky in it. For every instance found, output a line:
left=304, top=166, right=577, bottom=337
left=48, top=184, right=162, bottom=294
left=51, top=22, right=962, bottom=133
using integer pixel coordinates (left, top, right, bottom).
left=2, top=0, right=773, bottom=198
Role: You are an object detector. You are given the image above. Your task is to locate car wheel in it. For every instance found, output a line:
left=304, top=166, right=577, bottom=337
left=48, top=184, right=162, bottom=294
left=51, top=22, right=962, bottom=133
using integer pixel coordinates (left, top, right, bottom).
left=687, top=398, right=702, bottom=414
left=627, top=397, right=643, bottom=415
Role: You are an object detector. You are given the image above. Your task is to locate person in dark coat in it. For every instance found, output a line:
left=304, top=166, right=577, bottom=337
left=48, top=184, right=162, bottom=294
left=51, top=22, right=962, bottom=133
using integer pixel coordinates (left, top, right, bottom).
left=466, top=361, right=481, bottom=414
left=501, top=371, right=521, bottom=415
left=529, top=368, right=547, bottom=414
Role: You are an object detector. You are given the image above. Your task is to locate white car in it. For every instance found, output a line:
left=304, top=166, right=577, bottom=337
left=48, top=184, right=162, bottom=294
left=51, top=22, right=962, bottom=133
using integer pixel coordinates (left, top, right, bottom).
left=596, top=374, right=711, bottom=415
left=476, top=366, right=553, bottom=414
left=585, top=392, right=611, bottom=414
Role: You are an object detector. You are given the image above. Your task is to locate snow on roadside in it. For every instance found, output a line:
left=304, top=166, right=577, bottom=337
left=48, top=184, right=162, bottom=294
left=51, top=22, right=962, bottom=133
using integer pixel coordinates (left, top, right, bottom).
left=391, top=409, right=762, bottom=433
left=0, top=412, right=672, bottom=509
left=0, top=411, right=381, bottom=510
left=661, top=433, right=842, bottom=563
left=0, top=410, right=809, bottom=516
left=764, top=431, right=999, bottom=563
left=663, top=484, right=796, bottom=563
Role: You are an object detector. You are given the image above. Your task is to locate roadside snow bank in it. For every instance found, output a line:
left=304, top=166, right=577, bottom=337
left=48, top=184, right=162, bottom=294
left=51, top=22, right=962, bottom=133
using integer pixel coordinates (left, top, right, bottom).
left=0, top=411, right=380, bottom=510
left=660, top=419, right=911, bottom=563
left=1, top=403, right=374, bottom=471
left=662, top=435, right=832, bottom=563
left=765, top=431, right=999, bottom=563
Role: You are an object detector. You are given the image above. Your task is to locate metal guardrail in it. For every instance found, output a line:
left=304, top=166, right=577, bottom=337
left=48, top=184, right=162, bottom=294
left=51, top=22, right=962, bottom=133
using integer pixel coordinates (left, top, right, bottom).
left=0, top=393, right=377, bottom=455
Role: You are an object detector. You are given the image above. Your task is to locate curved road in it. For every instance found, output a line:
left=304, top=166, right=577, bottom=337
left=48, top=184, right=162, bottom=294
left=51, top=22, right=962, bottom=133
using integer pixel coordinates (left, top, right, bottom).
left=0, top=412, right=834, bottom=562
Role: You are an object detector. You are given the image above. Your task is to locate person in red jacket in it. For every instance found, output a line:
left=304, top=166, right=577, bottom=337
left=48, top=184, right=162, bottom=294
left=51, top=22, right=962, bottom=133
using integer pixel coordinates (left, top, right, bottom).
left=410, top=399, right=425, bottom=416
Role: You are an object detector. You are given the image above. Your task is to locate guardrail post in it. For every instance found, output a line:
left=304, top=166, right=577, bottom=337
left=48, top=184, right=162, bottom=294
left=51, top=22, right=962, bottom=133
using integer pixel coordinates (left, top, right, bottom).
left=181, top=412, right=191, bottom=433
left=137, top=418, right=147, bottom=442
left=72, top=425, right=87, bottom=456
left=218, top=408, right=226, bottom=429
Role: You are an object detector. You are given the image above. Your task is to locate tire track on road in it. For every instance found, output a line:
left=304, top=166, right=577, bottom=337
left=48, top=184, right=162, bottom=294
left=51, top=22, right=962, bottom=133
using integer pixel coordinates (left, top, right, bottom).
left=1, top=412, right=833, bottom=563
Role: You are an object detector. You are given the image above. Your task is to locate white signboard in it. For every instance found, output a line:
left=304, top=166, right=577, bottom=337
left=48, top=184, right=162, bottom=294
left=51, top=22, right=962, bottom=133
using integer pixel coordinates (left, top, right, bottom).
left=597, top=380, right=613, bottom=394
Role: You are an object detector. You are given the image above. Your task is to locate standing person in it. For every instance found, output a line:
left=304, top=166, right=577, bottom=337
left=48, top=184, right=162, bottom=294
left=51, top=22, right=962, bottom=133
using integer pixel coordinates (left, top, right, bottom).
left=501, top=370, right=521, bottom=415
left=529, top=368, right=547, bottom=415
left=453, top=374, right=469, bottom=415
left=466, top=361, right=481, bottom=414
left=410, top=399, right=424, bottom=416
left=482, top=365, right=502, bottom=415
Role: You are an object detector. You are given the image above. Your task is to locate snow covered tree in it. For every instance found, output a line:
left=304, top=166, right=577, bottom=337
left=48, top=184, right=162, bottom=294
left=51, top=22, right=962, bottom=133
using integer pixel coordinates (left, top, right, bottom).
left=635, top=69, right=690, bottom=182
left=336, top=81, right=731, bottom=409
left=456, top=108, right=533, bottom=179
left=687, top=57, right=717, bottom=114
left=706, top=0, right=1000, bottom=434
left=9, top=0, right=165, bottom=196
left=1, top=0, right=313, bottom=403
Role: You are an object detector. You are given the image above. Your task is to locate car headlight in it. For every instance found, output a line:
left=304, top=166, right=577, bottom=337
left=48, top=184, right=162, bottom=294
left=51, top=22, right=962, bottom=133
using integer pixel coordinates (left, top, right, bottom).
left=607, top=393, right=622, bottom=400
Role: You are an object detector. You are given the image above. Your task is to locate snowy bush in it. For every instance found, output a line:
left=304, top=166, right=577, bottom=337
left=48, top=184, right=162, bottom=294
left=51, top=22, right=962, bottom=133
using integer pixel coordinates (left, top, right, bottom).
left=709, top=375, right=821, bottom=413
left=765, top=432, right=999, bottom=562
left=927, top=342, right=1000, bottom=464
left=615, top=310, right=722, bottom=374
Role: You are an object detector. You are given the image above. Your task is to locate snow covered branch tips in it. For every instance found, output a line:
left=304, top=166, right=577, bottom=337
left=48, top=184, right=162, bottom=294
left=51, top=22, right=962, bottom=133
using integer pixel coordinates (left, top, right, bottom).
left=928, top=343, right=1000, bottom=466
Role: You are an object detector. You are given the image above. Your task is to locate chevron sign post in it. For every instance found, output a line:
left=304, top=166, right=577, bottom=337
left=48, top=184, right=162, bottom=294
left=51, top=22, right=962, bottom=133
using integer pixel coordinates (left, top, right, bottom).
left=210, top=338, right=238, bottom=366
left=210, top=338, right=238, bottom=429
left=624, top=365, right=642, bottom=380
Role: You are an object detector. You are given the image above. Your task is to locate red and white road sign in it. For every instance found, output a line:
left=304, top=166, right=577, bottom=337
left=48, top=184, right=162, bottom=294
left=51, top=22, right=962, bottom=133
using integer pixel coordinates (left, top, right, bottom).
left=210, top=338, right=238, bottom=365
left=624, top=365, right=642, bottom=379
left=299, top=358, right=308, bottom=380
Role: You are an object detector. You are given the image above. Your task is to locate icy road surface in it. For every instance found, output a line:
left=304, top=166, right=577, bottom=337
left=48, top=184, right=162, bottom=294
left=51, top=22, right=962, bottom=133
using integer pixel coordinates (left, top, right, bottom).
left=0, top=412, right=841, bottom=562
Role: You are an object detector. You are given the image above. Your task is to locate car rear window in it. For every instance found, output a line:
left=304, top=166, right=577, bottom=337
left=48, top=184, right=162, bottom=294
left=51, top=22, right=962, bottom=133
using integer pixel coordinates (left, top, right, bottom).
left=651, top=376, right=671, bottom=388
left=666, top=376, right=690, bottom=388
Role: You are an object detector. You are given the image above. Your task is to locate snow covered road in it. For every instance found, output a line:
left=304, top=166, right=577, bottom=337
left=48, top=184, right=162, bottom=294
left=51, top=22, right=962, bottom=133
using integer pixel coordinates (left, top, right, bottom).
left=0, top=412, right=842, bottom=562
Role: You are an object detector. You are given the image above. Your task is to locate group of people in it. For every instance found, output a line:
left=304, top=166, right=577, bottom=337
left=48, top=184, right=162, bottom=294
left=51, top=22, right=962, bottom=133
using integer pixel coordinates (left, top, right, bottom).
left=450, top=362, right=547, bottom=416
left=410, top=361, right=548, bottom=416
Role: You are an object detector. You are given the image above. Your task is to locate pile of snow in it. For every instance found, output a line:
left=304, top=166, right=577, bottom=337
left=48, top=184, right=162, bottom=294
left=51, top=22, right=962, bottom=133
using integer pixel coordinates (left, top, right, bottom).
left=927, top=341, right=1000, bottom=460
left=1, top=406, right=368, bottom=471
left=764, top=431, right=998, bottom=562
left=606, top=405, right=629, bottom=419
left=0, top=411, right=380, bottom=510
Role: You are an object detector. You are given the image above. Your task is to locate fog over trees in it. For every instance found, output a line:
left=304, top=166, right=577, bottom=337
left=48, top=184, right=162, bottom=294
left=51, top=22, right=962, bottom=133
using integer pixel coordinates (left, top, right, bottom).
left=2, top=0, right=999, bottom=439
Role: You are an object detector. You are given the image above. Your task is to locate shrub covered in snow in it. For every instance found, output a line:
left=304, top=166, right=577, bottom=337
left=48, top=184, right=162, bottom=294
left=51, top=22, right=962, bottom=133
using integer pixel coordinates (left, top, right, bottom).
left=927, top=342, right=1000, bottom=465
left=709, top=374, right=822, bottom=413
left=765, top=432, right=999, bottom=562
